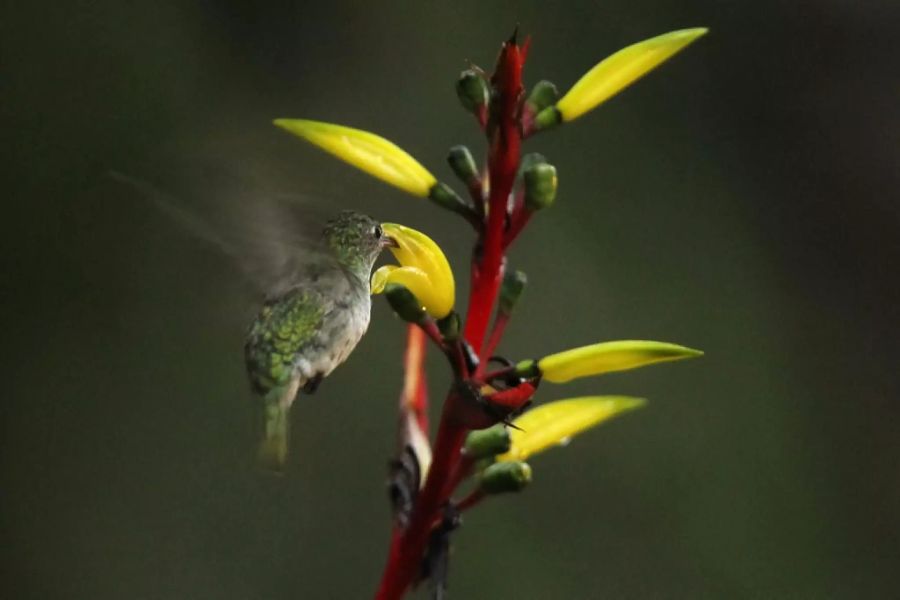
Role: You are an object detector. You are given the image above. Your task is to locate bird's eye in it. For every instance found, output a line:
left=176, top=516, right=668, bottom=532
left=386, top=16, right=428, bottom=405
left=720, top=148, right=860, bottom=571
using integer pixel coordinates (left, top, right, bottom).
left=373, top=225, right=383, bottom=239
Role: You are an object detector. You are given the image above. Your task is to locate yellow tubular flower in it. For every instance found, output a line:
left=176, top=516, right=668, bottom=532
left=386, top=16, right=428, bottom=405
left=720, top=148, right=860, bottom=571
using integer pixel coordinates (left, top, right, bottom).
left=497, top=396, right=646, bottom=461
left=273, top=119, right=437, bottom=197
left=371, top=223, right=455, bottom=319
left=555, top=28, right=708, bottom=122
left=521, top=340, right=703, bottom=384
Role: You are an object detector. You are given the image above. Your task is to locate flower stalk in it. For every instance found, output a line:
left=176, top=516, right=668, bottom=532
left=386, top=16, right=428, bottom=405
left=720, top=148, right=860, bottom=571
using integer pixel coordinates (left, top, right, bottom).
left=274, top=24, right=706, bottom=600
left=463, top=32, right=526, bottom=359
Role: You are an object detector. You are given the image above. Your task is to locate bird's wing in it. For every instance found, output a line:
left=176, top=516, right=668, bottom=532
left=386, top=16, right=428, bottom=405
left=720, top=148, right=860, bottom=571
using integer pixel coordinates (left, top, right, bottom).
left=108, top=169, right=336, bottom=295
left=244, top=284, right=334, bottom=392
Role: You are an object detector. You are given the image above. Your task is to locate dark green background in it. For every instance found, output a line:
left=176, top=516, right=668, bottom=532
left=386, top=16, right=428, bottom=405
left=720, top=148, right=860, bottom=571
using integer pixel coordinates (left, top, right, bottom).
left=3, top=1, right=899, bottom=598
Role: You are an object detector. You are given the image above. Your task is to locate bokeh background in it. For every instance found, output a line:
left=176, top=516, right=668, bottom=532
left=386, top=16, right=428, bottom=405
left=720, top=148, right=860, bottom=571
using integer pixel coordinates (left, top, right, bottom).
left=3, top=1, right=899, bottom=598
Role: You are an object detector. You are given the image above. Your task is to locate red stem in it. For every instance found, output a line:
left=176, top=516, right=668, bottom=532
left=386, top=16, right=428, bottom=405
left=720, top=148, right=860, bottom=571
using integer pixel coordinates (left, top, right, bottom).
left=374, top=397, right=468, bottom=600
left=467, top=180, right=484, bottom=219
left=455, top=488, right=486, bottom=513
left=462, top=38, right=524, bottom=358
left=481, top=364, right=516, bottom=383
left=504, top=206, right=533, bottom=248
left=444, top=454, right=476, bottom=497
left=401, top=325, right=428, bottom=432
left=374, top=33, right=527, bottom=600
left=476, top=313, right=510, bottom=379
left=418, top=319, right=468, bottom=379
left=418, top=319, right=445, bottom=350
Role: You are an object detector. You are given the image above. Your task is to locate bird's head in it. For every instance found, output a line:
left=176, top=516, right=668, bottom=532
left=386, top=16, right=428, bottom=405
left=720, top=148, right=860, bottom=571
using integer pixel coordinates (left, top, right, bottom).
left=322, top=210, right=397, bottom=276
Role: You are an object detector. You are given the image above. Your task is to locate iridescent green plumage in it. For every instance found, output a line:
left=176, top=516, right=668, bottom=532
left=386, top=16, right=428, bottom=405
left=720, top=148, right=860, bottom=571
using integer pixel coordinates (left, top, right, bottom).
left=244, top=211, right=393, bottom=470
left=245, top=290, right=326, bottom=393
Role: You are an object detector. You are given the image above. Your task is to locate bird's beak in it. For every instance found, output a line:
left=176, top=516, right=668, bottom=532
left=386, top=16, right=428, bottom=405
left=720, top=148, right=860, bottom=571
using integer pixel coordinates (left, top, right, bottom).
left=382, top=235, right=400, bottom=249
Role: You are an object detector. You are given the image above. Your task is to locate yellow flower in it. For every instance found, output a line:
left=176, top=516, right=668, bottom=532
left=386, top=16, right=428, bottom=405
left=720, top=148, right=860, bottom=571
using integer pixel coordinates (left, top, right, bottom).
left=273, top=119, right=437, bottom=197
left=519, top=340, right=703, bottom=383
left=371, top=223, right=455, bottom=319
left=554, top=28, right=708, bottom=122
left=497, top=396, right=646, bottom=461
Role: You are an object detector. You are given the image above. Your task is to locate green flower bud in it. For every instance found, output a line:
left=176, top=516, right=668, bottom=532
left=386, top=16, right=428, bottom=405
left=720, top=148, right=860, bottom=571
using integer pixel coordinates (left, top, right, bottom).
left=534, top=106, right=562, bottom=131
left=437, top=311, right=461, bottom=342
left=464, top=424, right=511, bottom=459
left=514, top=359, right=540, bottom=379
left=479, top=461, right=532, bottom=495
left=447, top=145, right=479, bottom=186
left=384, top=283, right=426, bottom=324
left=456, top=70, right=489, bottom=114
left=499, top=269, right=527, bottom=316
left=523, top=163, right=557, bottom=211
left=518, top=152, right=547, bottom=178
left=428, top=182, right=473, bottom=219
left=525, top=80, right=558, bottom=113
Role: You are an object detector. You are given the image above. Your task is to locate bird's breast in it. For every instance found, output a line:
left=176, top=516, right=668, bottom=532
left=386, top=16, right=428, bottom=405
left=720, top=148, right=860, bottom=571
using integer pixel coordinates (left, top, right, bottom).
left=308, top=292, right=371, bottom=378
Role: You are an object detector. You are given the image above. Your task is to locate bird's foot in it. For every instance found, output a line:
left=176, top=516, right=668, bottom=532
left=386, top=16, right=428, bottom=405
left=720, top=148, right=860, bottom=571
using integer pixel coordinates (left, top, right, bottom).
left=302, top=374, right=324, bottom=395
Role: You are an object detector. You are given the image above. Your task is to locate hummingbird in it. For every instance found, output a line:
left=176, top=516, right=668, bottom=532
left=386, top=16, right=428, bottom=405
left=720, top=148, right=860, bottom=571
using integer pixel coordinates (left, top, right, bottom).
left=244, top=210, right=397, bottom=470
left=108, top=172, right=392, bottom=470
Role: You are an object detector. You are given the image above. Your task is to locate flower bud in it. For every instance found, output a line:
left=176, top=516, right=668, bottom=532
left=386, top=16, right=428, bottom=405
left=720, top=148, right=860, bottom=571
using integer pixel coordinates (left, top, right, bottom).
left=479, top=461, right=532, bottom=494
left=498, top=396, right=647, bottom=462
left=273, top=119, right=437, bottom=197
left=437, top=311, right=461, bottom=342
left=555, top=28, right=708, bottom=123
left=428, top=182, right=475, bottom=220
left=456, top=69, right=489, bottom=115
left=523, top=162, right=557, bottom=210
left=518, top=152, right=547, bottom=176
left=515, top=359, right=540, bottom=379
left=532, top=339, right=703, bottom=384
left=447, top=145, right=479, bottom=186
left=525, top=80, right=558, bottom=114
left=533, top=106, right=562, bottom=132
left=384, top=283, right=426, bottom=324
left=464, top=424, right=511, bottom=459
left=499, top=269, right=527, bottom=316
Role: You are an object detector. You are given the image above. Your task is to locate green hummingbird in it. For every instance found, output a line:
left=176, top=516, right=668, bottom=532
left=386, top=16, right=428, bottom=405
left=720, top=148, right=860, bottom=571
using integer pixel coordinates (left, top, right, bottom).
left=108, top=173, right=394, bottom=470
left=244, top=210, right=397, bottom=470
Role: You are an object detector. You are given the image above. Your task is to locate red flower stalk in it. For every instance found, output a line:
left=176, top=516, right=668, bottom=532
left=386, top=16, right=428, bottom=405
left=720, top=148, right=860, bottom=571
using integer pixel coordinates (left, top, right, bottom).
left=462, top=32, right=526, bottom=357
left=401, top=325, right=428, bottom=433
left=375, top=32, right=530, bottom=600
left=272, top=25, right=710, bottom=600
left=272, top=24, right=707, bottom=600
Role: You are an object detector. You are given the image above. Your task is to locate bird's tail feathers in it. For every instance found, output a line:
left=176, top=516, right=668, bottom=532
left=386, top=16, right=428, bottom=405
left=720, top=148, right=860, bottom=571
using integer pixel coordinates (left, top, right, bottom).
left=256, top=380, right=300, bottom=473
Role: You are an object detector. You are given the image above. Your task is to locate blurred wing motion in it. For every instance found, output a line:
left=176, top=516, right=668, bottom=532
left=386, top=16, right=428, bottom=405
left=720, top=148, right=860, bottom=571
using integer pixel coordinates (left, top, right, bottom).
left=108, top=169, right=330, bottom=296
left=111, top=170, right=387, bottom=472
left=109, top=168, right=336, bottom=471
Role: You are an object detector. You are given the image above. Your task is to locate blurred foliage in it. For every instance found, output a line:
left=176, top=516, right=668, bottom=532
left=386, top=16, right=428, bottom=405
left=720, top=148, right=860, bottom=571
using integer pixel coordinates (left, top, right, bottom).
left=2, top=1, right=899, bottom=598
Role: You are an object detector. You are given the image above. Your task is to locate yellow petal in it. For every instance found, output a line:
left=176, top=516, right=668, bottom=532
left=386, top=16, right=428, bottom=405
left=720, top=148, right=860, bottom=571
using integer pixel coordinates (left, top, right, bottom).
left=498, top=396, right=646, bottom=461
left=533, top=340, right=703, bottom=384
left=370, top=264, right=398, bottom=294
left=371, top=265, right=433, bottom=306
left=556, top=28, right=707, bottom=122
left=273, top=119, right=437, bottom=197
left=377, top=223, right=455, bottom=318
